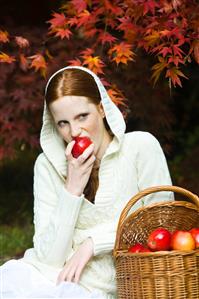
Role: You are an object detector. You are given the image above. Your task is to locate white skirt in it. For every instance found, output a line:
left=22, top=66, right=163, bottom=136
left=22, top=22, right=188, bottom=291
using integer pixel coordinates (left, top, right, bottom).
left=0, top=259, right=105, bottom=298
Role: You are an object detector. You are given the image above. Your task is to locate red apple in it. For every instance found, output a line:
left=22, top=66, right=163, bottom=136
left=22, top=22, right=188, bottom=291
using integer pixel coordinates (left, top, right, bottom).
left=189, top=228, right=199, bottom=248
left=128, top=243, right=151, bottom=253
left=71, top=136, right=92, bottom=158
left=171, top=230, right=195, bottom=251
left=140, top=247, right=151, bottom=253
left=147, top=228, right=171, bottom=251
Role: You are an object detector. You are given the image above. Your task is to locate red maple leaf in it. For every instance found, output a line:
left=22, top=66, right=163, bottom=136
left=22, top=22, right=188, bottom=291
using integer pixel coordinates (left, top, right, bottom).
left=83, top=56, right=105, bottom=74
left=76, top=10, right=91, bottom=28
left=80, top=48, right=94, bottom=58
left=29, top=54, right=47, bottom=77
left=107, top=86, right=127, bottom=107
left=172, top=0, right=182, bottom=10
left=15, top=36, right=29, bottom=48
left=193, top=40, right=199, bottom=64
left=68, top=58, right=82, bottom=66
left=108, top=42, right=135, bottom=65
left=54, top=28, right=72, bottom=39
left=172, top=44, right=185, bottom=58
left=166, top=67, right=188, bottom=88
left=117, top=17, right=136, bottom=32
left=143, top=0, right=160, bottom=16
left=144, top=30, right=160, bottom=47
left=19, top=54, right=29, bottom=71
left=168, top=55, right=184, bottom=66
left=151, top=56, right=168, bottom=85
left=0, top=30, right=9, bottom=43
left=104, top=0, right=123, bottom=15
left=67, top=17, right=78, bottom=27
left=47, top=12, right=67, bottom=29
left=98, top=31, right=117, bottom=45
left=71, top=0, right=87, bottom=13
left=83, top=28, right=98, bottom=38
left=159, top=47, right=172, bottom=57
left=0, top=52, right=15, bottom=63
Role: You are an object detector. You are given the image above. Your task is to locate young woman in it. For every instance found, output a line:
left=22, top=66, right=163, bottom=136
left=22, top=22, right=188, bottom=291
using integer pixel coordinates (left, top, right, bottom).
left=1, top=66, right=173, bottom=298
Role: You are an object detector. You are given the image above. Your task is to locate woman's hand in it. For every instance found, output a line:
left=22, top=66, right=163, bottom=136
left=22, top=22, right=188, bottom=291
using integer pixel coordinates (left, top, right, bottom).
left=65, top=141, right=95, bottom=196
left=56, top=237, right=94, bottom=285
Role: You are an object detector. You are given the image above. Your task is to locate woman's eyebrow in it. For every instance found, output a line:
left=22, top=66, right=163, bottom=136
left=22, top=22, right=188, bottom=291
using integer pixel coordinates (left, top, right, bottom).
left=57, top=112, right=89, bottom=124
left=71, top=111, right=89, bottom=120
left=74, top=111, right=89, bottom=120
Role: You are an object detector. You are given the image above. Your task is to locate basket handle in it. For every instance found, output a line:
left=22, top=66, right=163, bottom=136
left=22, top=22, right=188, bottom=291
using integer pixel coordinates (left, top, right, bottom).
left=114, top=185, right=199, bottom=255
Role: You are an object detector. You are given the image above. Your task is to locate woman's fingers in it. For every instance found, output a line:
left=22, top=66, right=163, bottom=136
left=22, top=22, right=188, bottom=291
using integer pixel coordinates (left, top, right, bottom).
left=63, top=268, right=74, bottom=283
left=56, top=238, right=94, bottom=285
left=65, top=140, right=75, bottom=160
left=56, top=269, right=65, bottom=285
left=64, top=141, right=95, bottom=196
left=74, top=262, right=84, bottom=283
left=56, top=263, right=80, bottom=285
left=56, top=264, right=73, bottom=285
left=77, top=143, right=94, bottom=163
left=65, top=141, right=94, bottom=164
left=85, top=155, right=96, bottom=169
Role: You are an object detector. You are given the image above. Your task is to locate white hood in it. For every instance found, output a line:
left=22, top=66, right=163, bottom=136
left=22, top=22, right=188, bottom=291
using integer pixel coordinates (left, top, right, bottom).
left=41, top=66, right=126, bottom=178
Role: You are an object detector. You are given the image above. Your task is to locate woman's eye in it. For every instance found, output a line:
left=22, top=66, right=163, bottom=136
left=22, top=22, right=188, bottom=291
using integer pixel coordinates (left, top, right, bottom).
left=79, top=113, right=88, bottom=120
left=58, top=121, right=68, bottom=128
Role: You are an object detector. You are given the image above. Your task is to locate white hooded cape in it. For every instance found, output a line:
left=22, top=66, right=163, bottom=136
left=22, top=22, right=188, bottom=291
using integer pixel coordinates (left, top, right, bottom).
left=18, top=66, right=173, bottom=299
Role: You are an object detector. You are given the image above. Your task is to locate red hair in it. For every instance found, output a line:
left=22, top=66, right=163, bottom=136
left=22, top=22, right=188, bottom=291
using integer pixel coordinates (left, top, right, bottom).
left=46, top=69, right=104, bottom=203
left=45, top=69, right=101, bottom=106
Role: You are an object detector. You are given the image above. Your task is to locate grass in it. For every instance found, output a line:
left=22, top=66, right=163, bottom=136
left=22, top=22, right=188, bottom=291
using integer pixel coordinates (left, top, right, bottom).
left=0, top=223, right=34, bottom=265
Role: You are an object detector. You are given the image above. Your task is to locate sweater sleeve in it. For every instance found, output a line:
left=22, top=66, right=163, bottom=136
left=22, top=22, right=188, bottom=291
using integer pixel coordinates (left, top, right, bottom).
left=32, top=154, right=83, bottom=267
left=87, top=221, right=119, bottom=256
left=86, top=133, right=174, bottom=256
left=136, top=132, right=174, bottom=205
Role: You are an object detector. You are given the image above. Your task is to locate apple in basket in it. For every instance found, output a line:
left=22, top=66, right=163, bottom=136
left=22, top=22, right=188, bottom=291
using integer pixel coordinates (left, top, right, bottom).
left=72, top=137, right=92, bottom=158
left=147, top=228, right=171, bottom=251
left=171, top=230, right=195, bottom=250
left=189, top=228, right=199, bottom=248
left=128, top=243, right=151, bottom=253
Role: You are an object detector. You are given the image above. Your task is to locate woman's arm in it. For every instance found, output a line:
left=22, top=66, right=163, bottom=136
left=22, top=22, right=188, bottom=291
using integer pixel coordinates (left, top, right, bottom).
left=85, top=133, right=174, bottom=256
left=33, top=154, right=84, bottom=267
left=56, top=133, right=174, bottom=282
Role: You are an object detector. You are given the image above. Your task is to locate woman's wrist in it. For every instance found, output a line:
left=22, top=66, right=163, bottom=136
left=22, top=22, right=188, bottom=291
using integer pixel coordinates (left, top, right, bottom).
left=64, top=183, right=82, bottom=197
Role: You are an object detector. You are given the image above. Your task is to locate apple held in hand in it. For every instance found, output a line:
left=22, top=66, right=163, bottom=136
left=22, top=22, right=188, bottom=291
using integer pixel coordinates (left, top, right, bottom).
left=171, top=230, right=195, bottom=250
left=72, top=136, right=92, bottom=158
left=190, top=228, right=199, bottom=248
left=147, top=228, right=171, bottom=251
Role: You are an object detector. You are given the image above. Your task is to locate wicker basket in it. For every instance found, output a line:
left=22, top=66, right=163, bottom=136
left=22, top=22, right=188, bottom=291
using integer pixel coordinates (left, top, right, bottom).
left=113, top=185, right=199, bottom=299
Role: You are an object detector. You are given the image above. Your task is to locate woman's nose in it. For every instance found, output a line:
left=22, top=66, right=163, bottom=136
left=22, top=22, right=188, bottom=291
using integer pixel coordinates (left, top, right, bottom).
left=70, top=123, right=81, bottom=138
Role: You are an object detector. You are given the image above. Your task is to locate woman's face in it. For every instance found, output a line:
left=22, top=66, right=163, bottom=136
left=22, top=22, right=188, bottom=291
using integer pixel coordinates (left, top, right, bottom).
left=49, top=96, right=111, bottom=159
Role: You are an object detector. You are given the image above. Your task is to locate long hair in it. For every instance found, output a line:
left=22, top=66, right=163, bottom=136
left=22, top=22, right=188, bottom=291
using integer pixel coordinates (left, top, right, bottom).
left=45, top=69, right=106, bottom=203
left=45, top=69, right=101, bottom=106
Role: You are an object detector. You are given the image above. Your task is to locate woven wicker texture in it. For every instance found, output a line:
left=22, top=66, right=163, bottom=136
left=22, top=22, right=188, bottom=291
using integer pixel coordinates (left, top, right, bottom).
left=113, top=186, right=199, bottom=299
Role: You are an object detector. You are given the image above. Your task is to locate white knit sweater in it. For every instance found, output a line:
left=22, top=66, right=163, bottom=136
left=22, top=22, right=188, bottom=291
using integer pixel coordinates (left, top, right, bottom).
left=22, top=66, right=173, bottom=299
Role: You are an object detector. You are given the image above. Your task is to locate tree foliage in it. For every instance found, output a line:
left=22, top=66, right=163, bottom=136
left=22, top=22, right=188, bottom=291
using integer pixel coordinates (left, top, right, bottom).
left=0, top=0, right=198, bottom=159
left=1, top=0, right=198, bottom=86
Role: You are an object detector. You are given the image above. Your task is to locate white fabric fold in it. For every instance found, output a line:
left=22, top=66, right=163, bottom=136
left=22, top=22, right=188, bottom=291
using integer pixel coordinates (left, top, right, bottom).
left=41, top=66, right=126, bottom=178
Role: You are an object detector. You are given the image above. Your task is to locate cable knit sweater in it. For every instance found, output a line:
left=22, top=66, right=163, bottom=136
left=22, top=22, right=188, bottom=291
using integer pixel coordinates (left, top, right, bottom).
left=22, top=66, right=173, bottom=299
